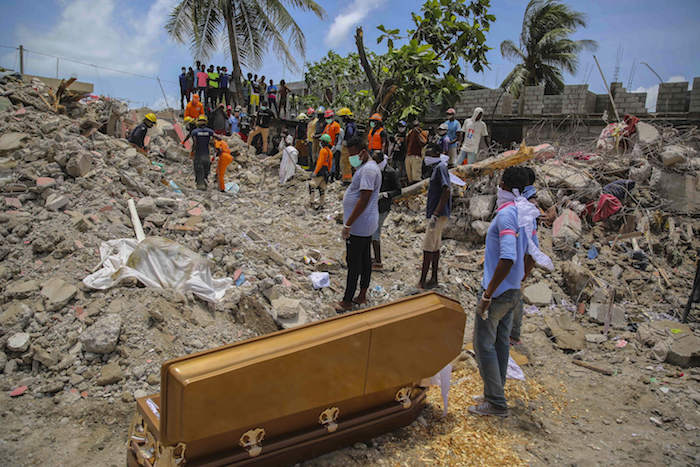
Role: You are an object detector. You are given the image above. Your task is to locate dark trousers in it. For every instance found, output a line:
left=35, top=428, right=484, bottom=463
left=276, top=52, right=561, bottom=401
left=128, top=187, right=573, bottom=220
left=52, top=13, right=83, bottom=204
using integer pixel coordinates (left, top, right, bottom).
left=332, top=150, right=341, bottom=180
left=268, top=96, right=278, bottom=117
left=180, top=89, right=190, bottom=110
left=343, top=235, right=372, bottom=303
left=197, top=87, right=206, bottom=101
left=193, top=152, right=211, bottom=185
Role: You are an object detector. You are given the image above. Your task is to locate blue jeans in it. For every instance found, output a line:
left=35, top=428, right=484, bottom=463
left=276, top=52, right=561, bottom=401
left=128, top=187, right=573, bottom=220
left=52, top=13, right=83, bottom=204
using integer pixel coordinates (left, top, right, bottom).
left=510, top=296, right=524, bottom=341
left=457, top=150, right=476, bottom=165
left=473, top=288, right=520, bottom=409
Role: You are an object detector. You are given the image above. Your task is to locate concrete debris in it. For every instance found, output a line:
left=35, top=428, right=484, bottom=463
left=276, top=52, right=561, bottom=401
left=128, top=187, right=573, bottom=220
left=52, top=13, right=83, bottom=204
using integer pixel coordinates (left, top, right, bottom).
left=5, top=279, right=40, bottom=299
left=40, top=277, right=78, bottom=311
left=45, top=193, right=70, bottom=211
left=7, top=332, right=31, bottom=352
left=0, top=132, right=29, bottom=154
left=468, top=195, right=495, bottom=220
left=552, top=209, right=582, bottom=250
left=522, top=282, right=552, bottom=306
left=79, top=314, right=122, bottom=354
left=65, top=151, right=93, bottom=177
left=97, top=362, right=124, bottom=385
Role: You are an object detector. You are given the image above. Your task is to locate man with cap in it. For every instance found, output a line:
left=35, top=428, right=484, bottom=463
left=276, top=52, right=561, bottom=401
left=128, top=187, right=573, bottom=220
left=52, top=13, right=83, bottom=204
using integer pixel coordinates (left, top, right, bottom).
left=306, top=107, right=317, bottom=170
left=309, top=133, right=333, bottom=208
left=443, top=108, right=461, bottom=166
left=457, top=107, right=490, bottom=165
left=434, top=122, right=450, bottom=155
left=213, top=139, right=235, bottom=192
left=405, top=120, right=428, bottom=184
left=248, top=104, right=274, bottom=154
left=367, top=113, right=387, bottom=154
left=313, top=106, right=326, bottom=166
left=337, top=107, right=357, bottom=184
left=128, top=113, right=157, bottom=153
left=181, top=115, right=222, bottom=190
left=389, top=120, right=408, bottom=183
left=322, top=109, right=342, bottom=182
left=418, top=144, right=451, bottom=289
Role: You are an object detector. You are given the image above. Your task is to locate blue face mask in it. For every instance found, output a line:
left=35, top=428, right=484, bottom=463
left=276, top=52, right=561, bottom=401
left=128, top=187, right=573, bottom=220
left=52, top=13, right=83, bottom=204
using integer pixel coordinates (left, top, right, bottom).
left=349, top=154, right=362, bottom=168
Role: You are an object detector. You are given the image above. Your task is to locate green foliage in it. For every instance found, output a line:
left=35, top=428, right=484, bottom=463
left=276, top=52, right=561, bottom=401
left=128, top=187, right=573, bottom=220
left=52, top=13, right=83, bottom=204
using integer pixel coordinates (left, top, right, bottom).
left=499, top=0, right=597, bottom=98
left=305, top=0, right=493, bottom=126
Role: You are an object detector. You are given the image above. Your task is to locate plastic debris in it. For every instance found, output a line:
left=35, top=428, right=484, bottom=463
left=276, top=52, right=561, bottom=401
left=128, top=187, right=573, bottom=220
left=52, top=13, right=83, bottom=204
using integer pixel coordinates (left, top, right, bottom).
left=309, top=272, right=330, bottom=289
left=225, top=182, right=240, bottom=194
left=235, top=273, right=246, bottom=287
left=506, top=356, right=525, bottom=381
left=10, top=386, right=28, bottom=397
left=587, top=245, right=599, bottom=260
left=168, top=180, right=182, bottom=194
left=616, top=339, right=628, bottom=348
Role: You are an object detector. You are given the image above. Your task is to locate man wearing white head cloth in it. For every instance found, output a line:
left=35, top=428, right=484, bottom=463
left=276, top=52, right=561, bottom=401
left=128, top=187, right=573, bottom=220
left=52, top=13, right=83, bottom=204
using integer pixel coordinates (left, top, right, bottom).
left=279, top=134, right=298, bottom=184
left=457, top=107, right=490, bottom=166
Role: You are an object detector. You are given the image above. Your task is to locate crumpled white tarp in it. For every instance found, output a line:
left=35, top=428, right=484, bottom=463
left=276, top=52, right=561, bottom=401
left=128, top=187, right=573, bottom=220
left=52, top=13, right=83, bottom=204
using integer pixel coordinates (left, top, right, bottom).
left=279, top=146, right=298, bottom=184
left=83, top=236, right=233, bottom=303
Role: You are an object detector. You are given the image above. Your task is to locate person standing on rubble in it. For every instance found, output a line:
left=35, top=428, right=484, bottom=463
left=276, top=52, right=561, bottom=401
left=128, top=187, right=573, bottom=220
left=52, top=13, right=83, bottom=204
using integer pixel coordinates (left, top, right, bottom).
left=336, top=136, right=382, bottom=313
left=457, top=107, right=490, bottom=165
left=443, top=108, right=461, bottom=166
left=434, top=123, right=450, bottom=155
left=322, top=109, right=342, bottom=182
left=209, top=103, right=228, bottom=135
left=280, top=135, right=298, bottom=184
left=367, top=113, right=387, bottom=155
left=405, top=120, right=428, bottom=185
left=371, top=151, right=401, bottom=271
left=128, top=113, right=157, bottom=153
left=213, top=139, right=235, bottom=192
left=267, top=79, right=279, bottom=117
left=313, top=107, right=326, bottom=166
left=418, top=144, right=451, bottom=289
left=179, top=67, right=189, bottom=111
left=228, top=106, right=242, bottom=137
left=248, top=104, right=273, bottom=154
left=207, top=65, right=220, bottom=110
left=220, top=67, right=230, bottom=108
left=295, top=112, right=309, bottom=167
left=309, top=133, right=333, bottom=208
left=306, top=107, right=317, bottom=170
left=469, top=166, right=531, bottom=418
left=196, top=65, right=208, bottom=102
left=389, top=120, right=407, bottom=183
left=278, top=80, right=291, bottom=119
left=337, top=107, right=356, bottom=185
left=182, top=115, right=221, bottom=190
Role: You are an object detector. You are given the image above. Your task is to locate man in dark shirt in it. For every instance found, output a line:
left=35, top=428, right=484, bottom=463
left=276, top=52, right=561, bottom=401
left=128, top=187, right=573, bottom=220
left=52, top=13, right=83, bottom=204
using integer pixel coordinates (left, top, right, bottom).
left=390, top=120, right=407, bottom=183
left=405, top=120, right=428, bottom=184
left=220, top=67, right=230, bottom=107
left=182, top=115, right=221, bottom=190
left=418, top=144, right=451, bottom=289
left=179, top=67, right=189, bottom=111
left=370, top=151, right=401, bottom=270
left=247, top=105, right=274, bottom=154
left=128, top=113, right=157, bottom=152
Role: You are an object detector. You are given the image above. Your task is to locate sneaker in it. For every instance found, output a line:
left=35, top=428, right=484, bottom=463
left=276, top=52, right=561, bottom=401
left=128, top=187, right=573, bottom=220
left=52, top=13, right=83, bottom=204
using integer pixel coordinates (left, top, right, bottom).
left=472, top=395, right=484, bottom=403
left=468, top=401, right=509, bottom=418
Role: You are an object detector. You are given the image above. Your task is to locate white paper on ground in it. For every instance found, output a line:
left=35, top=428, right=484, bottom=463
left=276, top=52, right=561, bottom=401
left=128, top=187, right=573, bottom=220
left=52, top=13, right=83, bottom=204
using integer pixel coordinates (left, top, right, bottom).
left=507, top=356, right=525, bottom=381
left=309, top=271, right=330, bottom=289
left=83, top=236, right=233, bottom=303
left=449, top=173, right=466, bottom=186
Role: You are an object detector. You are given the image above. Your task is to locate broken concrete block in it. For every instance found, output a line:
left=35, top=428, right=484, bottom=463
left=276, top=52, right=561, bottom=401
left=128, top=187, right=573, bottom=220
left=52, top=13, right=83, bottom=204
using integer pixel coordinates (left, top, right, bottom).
left=7, top=332, right=30, bottom=352
left=35, top=177, right=56, bottom=191
left=5, top=279, right=39, bottom=299
left=544, top=313, right=585, bottom=351
left=40, top=277, right=78, bottom=312
left=560, top=261, right=590, bottom=298
left=33, top=346, right=59, bottom=368
left=0, top=302, right=33, bottom=328
left=0, top=96, right=12, bottom=112
left=136, top=197, right=157, bottom=217
left=45, top=193, right=69, bottom=211
left=522, top=282, right=552, bottom=305
left=661, top=145, right=696, bottom=167
left=585, top=334, right=607, bottom=344
left=80, top=314, right=122, bottom=354
left=0, top=132, right=29, bottom=154
left=637, top=122, right=660, bottom=145
left=470, top=220, right=490, bottom=240
left=587, top=302, right=627, bottom=329
left=97, top=361, right=124, bottom=385
left=469, top=195, right=495, bottom=220
left=552, top=209, right=582, bottom=248
left=65, top=152, right=93, bottom=177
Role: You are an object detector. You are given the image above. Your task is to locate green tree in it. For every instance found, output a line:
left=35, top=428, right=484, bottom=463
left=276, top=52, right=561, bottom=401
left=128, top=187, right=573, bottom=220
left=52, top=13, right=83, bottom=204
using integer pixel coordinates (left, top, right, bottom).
left=500, top=0, right=597, bottom=100
left=355, top=0, right=494, bottom=124
left=166, top=0, right=325, bottom=101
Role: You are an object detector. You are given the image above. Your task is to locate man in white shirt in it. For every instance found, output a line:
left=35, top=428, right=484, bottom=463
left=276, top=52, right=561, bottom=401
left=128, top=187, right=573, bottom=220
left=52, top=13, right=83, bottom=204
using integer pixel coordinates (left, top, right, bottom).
left=457, top=107, right=490, bottom=165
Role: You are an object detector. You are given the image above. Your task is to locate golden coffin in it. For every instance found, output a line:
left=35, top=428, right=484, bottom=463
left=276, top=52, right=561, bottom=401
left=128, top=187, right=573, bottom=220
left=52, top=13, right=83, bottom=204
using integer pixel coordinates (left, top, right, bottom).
left=127, top=292, right=465, bottom=466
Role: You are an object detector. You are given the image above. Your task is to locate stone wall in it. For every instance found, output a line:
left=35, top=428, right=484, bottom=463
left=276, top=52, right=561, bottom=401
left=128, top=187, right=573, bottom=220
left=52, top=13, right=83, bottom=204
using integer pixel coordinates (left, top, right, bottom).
left=657, top=81, right=690, bottom=113
left=690, top=78, right=700, bottom=113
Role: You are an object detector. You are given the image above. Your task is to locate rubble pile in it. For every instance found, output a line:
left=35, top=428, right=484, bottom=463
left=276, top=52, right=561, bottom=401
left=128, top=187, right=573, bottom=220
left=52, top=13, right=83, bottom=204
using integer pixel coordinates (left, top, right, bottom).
left=0, top=74, right=698, bottom=464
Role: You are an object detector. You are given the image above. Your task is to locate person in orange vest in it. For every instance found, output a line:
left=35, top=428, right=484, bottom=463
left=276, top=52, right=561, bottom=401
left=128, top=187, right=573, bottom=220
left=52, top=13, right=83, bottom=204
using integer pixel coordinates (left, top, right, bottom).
left=367, top=113, right=387, bottom=155
left=322, top=109, right=342, bottom=181
left=213, top=139, right=235, bottom=192
left=184, top=94, right=204, bottom=120
left=309, top=134, right=333, bottom=209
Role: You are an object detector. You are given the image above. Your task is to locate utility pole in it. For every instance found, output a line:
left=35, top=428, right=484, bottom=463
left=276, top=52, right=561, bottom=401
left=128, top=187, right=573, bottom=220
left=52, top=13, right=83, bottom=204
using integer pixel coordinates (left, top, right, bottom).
left=56, top=58, right=59, bottom=78
left=19, top=45, right=24, bottom=74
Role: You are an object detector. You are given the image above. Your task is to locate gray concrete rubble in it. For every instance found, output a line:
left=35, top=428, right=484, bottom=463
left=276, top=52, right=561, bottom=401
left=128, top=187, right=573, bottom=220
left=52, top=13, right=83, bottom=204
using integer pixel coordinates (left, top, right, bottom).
left=0, top=74, right=698, bottom=466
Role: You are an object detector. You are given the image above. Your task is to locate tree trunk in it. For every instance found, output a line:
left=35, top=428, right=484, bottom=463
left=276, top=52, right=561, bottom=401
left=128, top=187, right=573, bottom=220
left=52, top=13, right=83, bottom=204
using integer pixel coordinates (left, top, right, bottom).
left=355, top=27, right=379, bottom=99
left=224, top=3, right=243, bottom=104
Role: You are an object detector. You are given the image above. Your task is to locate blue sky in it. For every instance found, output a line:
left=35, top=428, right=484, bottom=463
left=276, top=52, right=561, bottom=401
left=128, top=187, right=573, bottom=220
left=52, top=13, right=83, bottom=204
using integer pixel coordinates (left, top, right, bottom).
left=0, top=0, right=698, bottom=111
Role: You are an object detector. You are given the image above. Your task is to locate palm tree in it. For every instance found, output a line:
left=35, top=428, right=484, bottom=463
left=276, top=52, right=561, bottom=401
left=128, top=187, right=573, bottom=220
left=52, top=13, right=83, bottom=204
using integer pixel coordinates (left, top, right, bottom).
left=166, top=0, right=325, bottom=101
left=500, top=0, right=597, bottom=102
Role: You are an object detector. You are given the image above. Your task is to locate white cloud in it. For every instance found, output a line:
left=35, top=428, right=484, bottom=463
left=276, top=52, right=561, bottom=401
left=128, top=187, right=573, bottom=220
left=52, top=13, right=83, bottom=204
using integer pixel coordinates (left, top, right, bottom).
left=634, top=75, right=687, bottom=112
left=12, top=0, right=176, bottom=79
left=326, top=0, right=384, bottom=47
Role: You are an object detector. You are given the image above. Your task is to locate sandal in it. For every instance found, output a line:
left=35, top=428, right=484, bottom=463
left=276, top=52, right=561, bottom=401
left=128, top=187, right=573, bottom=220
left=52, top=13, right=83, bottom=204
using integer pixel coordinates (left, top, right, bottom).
left=371, top=263, right=384, bottom=271
left=334, top=301, right=353, bottom=313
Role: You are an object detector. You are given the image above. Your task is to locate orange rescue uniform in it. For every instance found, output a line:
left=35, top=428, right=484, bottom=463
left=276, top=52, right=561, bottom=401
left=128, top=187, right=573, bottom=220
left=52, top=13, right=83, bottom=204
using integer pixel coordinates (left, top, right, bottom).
left=185, top=95, right=204, bottom=120
left=323, top=121, right=341, bottom=146
left=368, top=127, right=384, bottom=151
left=214, top=140, right=233, bottom=191
left=315, top=146, right=333, bottom=175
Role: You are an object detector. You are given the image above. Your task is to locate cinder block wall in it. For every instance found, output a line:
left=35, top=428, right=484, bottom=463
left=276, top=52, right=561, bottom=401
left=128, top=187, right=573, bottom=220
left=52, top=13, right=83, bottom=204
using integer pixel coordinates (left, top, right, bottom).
left=543, top=95, right=563, bottom=114
left=521, top=85, right=544, bottom=115
left=454, top=88, right=513, bottom=117
left=657, top=81, right=690, bottom=112
left=690, top=78, right=700, bottom=113
left=562, top=85, right=596, bottom=114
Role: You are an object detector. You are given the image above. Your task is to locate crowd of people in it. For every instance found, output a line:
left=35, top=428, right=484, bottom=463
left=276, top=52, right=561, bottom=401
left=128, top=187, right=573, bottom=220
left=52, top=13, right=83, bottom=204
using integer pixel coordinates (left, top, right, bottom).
left=131, top=72, right=548, bottom=418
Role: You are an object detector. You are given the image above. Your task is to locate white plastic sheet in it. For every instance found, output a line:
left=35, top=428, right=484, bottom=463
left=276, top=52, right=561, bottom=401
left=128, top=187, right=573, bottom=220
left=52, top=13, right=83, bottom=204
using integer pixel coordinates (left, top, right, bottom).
left=506, top=356, right=525, bottom=381
left=279, top=146, right=298, bottom=184
left=83, top=237, right=233, bottom=303
left=309, top=272, right=330, bottom=289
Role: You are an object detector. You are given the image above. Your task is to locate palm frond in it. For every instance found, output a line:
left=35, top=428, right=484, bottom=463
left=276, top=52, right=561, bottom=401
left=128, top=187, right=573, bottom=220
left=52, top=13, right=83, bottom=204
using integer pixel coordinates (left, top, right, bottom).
left=500, top=39, right=524, bottom=61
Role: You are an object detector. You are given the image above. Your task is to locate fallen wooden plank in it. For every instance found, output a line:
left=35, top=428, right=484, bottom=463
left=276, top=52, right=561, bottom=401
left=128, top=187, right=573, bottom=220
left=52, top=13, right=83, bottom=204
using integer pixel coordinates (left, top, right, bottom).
left=396, top=141, right=548, bottom=199
left=572, top=360, right=613, bottom=376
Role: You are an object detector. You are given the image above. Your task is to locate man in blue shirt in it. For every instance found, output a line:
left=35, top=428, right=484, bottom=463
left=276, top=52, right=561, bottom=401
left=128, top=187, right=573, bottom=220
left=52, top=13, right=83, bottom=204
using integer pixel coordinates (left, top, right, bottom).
left=336, top=136, right=382, bottom=313
left=469, top=166, right=531, bottom=418
left=443, top=108, right=461, bottom=166
left=418, top=144, right=451, bottom=289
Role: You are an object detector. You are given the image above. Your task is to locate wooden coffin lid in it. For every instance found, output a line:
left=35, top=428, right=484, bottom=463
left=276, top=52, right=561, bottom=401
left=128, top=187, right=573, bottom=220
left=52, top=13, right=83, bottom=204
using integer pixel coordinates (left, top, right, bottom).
left=159, top=292, right=465, bottom=445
